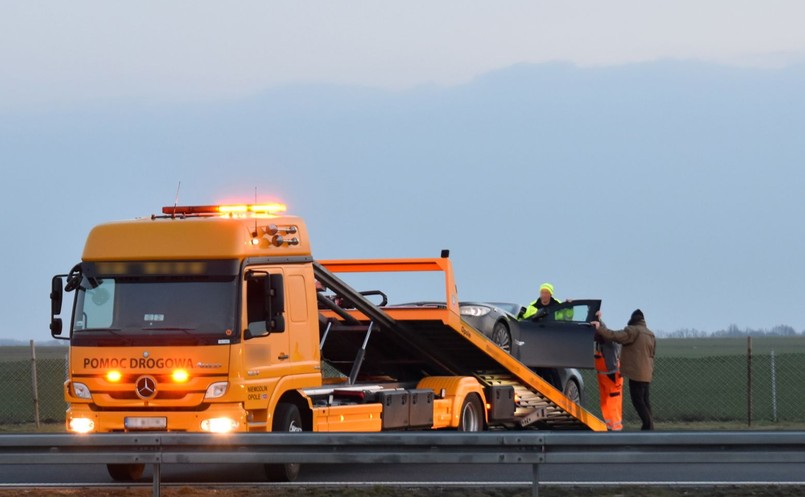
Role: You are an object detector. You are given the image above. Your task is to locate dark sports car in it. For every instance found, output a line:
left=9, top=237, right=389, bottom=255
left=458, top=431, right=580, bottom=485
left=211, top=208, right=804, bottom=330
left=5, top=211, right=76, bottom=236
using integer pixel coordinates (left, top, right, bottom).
left=460, top=300, right=602, bottom=404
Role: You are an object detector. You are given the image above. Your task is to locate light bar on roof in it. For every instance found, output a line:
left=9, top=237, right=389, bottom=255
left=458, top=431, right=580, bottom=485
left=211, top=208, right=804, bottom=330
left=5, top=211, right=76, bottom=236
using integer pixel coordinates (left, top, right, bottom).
left=162, top=203, right=287, bottom=216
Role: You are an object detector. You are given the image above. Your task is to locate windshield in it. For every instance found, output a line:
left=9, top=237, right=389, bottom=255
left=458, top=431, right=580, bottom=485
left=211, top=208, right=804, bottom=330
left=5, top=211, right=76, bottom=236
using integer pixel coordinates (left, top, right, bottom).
left=73, top=276, right=237, bottom=338
left=489, top=302, right=521, bottom=315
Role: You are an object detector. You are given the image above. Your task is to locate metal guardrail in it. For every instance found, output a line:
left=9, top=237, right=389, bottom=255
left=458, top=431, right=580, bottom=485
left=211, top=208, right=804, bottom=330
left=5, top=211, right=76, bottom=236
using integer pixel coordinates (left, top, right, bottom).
left=1, top=431, right=804, bottom=497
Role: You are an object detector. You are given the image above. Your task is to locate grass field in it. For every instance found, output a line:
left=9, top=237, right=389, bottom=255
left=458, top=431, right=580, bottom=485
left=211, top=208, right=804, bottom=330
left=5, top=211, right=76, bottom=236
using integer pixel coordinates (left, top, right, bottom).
left=0, top=346, right=67, bottom=424
left=580, top=336, right=805, bottom=426
left=1, top=339, right=804, bottom=427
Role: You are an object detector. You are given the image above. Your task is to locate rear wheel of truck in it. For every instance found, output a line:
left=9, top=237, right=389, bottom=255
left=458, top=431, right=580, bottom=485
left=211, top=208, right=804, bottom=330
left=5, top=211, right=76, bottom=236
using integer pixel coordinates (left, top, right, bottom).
left=264, top=403, right=303, bottom=482
left=457, top=394, right=484, bottom=432
left=106, top=463, right=145, bottom=481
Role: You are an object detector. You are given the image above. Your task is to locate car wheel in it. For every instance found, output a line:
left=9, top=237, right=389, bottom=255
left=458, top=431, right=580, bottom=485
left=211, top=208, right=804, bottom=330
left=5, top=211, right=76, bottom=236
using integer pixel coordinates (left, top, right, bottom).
left=491, top=321, right=512, bottom=353
left=264, top=403, right=303, bottom=482
left=563, top=379, right=581, bottom=405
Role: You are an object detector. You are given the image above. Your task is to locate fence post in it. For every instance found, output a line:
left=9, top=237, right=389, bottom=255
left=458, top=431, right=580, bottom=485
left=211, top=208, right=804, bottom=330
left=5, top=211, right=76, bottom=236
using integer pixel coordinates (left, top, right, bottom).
left=770, top=350, right=778, bottom=423
left=30, top=340, right=41, bottom=430
left=746, top=336, right=752, bottom=428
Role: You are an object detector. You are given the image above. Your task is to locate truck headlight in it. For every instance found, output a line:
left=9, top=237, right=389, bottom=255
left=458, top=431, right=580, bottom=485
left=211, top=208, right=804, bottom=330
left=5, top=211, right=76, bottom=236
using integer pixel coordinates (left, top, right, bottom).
left=69, top=417, right=95, bottom=433
left=204, top=382, right=228, bottom=399
left=72, top=382, right=92, bottom=399
left=201, top=417, right=239, bottom=433
left=460, top=305, right=492, bottom=317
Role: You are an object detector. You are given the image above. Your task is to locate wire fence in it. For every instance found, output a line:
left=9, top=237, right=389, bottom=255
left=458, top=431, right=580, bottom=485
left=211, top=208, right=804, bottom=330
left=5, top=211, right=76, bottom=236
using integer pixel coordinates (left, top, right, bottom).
left=0, top=342, right=67, bottom=426
left=579, top=336, right=805, bottom=427
left=1, top=337, right=804, bottom=428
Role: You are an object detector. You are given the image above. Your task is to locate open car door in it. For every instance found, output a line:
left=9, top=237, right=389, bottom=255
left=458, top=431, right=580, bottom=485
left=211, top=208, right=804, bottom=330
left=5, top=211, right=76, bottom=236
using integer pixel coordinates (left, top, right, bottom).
left=513, top=299, right=601, bottom=369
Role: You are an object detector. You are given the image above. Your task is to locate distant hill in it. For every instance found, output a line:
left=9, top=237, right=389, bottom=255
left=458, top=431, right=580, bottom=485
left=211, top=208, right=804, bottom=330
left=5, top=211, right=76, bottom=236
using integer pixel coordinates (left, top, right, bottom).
left=0, top=339, right=67, bottom=347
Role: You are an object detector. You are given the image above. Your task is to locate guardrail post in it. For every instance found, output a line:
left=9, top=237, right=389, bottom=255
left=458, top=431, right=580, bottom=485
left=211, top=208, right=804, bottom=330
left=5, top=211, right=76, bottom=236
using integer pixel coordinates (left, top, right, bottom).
left=532, top=463, right=540, bottom=497
left=152, top=463, right=161, bottom=497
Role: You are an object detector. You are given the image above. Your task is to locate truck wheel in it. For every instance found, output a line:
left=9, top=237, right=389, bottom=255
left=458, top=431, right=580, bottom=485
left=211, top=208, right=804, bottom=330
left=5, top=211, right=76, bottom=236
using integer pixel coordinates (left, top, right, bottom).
left=264, top=403, right=303, bottom=482
left=491, top=322, right=512, bottom=353
left=106, top=463, right=145, bottom=481
left=457, top=394, right=484, bottom=432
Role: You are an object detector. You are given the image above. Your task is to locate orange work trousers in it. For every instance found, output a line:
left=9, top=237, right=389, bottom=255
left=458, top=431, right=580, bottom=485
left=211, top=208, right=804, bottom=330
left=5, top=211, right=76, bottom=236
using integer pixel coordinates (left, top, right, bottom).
left=595, top=353, right=624, bottom=431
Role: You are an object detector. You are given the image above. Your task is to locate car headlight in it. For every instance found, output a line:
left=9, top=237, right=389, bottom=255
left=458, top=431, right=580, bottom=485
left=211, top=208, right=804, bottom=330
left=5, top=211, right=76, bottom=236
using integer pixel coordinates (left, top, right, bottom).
left=72, top=382, right=92, bottom=399
left=204, top=381, right=228, bottom=399
left=460, top=305, right=492, bottom=317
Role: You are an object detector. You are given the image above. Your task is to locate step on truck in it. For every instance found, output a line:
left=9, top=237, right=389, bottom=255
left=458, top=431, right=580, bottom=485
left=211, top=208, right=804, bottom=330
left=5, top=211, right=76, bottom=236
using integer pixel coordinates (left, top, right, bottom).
left=49, top=202, right=606, bottom=482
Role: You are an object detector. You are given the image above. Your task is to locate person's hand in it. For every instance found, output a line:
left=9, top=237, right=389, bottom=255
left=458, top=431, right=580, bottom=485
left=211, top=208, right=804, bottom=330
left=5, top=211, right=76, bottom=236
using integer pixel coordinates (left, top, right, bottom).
left=595, top=310, right=602, bottom=319
left=565, top=298, right=573, bottom=303
left=591, top=321, right=601, bottom=331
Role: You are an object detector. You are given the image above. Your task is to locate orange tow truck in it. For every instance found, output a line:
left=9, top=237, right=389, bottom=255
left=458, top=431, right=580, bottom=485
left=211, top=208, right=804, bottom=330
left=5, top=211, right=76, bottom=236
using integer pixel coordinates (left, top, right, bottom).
left=49, top=202, right=606, bottom=481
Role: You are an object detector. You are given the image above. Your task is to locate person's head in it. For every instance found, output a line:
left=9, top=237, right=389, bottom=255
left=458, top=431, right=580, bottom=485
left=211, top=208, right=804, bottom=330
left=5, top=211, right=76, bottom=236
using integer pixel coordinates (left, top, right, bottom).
left=539, top=282, right=555, bottom=305
left=628, top=308, right=645, bottom=326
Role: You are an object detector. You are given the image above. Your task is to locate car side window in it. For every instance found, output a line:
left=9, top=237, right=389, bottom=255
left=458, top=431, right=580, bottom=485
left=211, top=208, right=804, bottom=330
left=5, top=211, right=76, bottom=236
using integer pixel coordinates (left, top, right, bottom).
left=544, top=303, right=592, bottom=323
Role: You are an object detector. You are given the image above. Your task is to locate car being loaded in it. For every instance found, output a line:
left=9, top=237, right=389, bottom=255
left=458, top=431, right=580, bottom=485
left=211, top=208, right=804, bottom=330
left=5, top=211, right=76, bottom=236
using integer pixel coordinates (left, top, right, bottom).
left=459, top=300, right=602, bottom=405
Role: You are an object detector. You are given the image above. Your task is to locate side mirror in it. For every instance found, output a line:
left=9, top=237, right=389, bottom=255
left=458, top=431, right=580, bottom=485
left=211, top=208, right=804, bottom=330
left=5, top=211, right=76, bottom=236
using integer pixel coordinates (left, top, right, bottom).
left=50, top=276, right=66, bottom=338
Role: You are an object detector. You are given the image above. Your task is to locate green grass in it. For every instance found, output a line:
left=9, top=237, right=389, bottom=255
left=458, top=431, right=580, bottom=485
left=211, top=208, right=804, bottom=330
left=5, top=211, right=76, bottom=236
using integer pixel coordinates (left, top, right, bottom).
left=580, top=336, right=805, bottom=426
left=0, top=421, right=64, bottom=433
left=0, top=347, right=67, bottom=424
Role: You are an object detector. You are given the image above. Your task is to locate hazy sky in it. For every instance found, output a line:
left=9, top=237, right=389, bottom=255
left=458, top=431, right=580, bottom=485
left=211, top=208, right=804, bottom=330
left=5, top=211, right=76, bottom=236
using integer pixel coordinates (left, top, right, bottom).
left=2, top=2, right=805, bottom=341
left=3, top=1, right=805, bottom=109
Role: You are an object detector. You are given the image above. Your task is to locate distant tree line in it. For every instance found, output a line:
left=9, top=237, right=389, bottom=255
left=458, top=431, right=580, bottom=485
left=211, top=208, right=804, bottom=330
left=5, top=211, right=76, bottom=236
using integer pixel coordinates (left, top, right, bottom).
left=662, top=324, right=802, bottom=338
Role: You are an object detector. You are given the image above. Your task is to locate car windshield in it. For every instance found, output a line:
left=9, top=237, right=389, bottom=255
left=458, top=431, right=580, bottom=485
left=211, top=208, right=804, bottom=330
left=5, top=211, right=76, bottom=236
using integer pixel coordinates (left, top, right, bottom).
left=73, top=276, right=237, bottom=337
left=488, top=302, right=521, bottom=315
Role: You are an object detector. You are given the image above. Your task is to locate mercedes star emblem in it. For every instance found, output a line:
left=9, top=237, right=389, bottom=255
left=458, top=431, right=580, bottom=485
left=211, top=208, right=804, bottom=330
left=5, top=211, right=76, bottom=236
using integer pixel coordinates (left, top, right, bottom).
left=135, top=375, right=157, bottom=400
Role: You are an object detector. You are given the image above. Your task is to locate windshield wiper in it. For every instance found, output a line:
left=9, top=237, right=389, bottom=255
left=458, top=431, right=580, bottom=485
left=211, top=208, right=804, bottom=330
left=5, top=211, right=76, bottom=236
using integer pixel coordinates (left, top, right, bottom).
left=144, top=327, right=197, bottom=331
left=79, top=328, right=132, bottom=345
left=141, top=326, right=206, bottom=344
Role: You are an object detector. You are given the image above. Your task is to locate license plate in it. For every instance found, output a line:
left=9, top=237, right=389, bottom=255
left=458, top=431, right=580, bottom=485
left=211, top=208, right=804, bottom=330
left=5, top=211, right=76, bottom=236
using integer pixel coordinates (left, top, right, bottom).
left=124, top=417, right=167, bottom=430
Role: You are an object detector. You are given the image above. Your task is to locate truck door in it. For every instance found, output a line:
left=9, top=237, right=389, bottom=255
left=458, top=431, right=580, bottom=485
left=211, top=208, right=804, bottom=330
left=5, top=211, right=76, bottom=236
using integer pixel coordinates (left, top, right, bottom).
left=514, top=299, right=600, bottom=369
left=242, top=268, right=292, bottom=390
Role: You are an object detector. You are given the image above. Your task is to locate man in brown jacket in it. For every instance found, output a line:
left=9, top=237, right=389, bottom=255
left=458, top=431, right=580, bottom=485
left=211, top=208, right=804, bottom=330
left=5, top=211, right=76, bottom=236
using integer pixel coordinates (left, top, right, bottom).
left=592, top=309, right=656, bottom=430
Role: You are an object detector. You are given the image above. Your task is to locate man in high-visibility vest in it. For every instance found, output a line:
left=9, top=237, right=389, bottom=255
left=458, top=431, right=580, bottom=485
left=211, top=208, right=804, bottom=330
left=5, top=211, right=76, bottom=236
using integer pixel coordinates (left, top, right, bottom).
left=519, top=282, right=573, bottom=321
left=595, top=334, right=623, bottom=431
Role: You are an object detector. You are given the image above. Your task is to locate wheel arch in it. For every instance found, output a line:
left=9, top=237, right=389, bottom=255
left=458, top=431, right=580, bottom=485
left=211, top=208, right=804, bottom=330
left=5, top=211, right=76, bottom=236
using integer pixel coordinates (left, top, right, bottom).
left=417, top=376, right=487, bottom=429
left=274, top=390, right=313, bottom=432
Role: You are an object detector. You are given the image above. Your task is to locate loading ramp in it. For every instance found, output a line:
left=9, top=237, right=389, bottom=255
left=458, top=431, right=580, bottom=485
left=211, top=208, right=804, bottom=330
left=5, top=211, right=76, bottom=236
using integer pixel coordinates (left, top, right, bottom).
left=313, top=259, right=607, bottom=432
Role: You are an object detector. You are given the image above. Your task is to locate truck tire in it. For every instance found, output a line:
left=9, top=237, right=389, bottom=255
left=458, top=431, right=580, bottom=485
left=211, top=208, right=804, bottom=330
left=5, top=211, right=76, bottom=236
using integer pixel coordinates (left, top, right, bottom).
left=106, top=463, right=145, bottom=481
left=457, top=394, right=484, bottom=432
left=264, top=403, right=303, bottom=482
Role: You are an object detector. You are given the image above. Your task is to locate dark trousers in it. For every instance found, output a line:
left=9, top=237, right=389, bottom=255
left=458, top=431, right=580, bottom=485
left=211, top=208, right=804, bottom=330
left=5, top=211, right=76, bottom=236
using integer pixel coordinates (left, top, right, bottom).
left=628, top=379, right=654, bottom=430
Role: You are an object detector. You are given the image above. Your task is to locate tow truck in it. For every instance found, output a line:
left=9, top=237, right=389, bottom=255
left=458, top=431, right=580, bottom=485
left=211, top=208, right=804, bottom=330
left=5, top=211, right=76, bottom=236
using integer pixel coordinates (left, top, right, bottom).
left=49, top=202, right=606, bottom=482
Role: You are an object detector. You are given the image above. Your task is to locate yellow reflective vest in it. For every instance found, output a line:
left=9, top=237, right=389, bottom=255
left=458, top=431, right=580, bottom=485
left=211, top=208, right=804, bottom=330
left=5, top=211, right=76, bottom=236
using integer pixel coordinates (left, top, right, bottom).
left=520, top=297, right=574, bottom=321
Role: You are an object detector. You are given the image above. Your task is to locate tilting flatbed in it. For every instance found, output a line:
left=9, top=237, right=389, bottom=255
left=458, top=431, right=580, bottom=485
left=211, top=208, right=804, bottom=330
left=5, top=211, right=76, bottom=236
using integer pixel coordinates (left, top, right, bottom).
left=314, top=259, right=606, bottom=431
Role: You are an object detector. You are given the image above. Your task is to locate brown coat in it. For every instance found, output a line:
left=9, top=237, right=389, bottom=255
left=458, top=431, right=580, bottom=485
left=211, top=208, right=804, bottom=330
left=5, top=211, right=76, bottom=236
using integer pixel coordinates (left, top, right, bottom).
left=597, top=318, right=656, bottom=382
